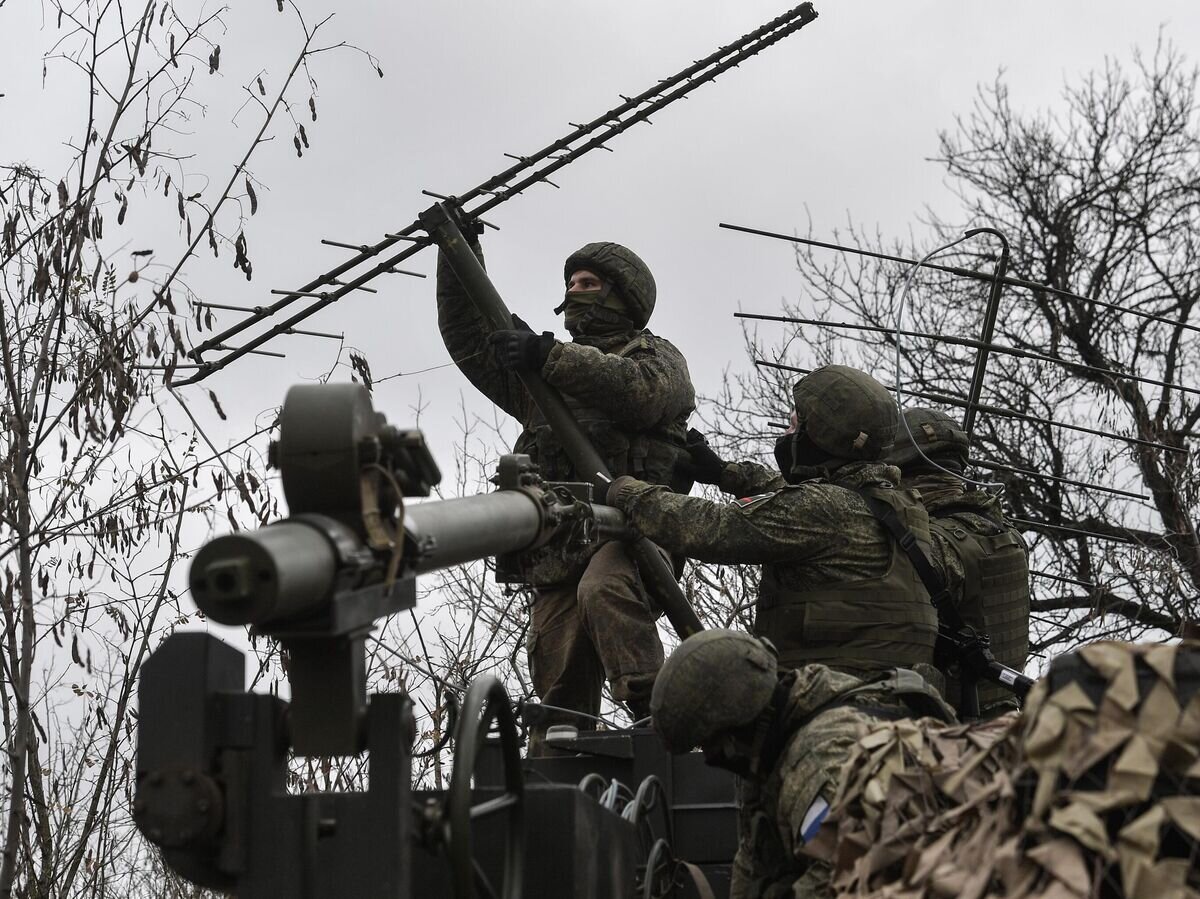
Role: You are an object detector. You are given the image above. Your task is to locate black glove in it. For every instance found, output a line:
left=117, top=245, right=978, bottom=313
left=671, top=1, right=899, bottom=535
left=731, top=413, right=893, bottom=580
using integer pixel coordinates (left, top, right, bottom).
left=446, top=202, right=484, bottom=238
left=490, top=314, right=556, bottom=371
left=683, top=428, right=726, bottom=485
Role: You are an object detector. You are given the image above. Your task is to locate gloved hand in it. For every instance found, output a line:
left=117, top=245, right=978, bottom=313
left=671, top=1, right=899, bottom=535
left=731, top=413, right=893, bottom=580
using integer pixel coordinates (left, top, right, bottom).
left=489, top=314, right=556, bottom=371
left=446, top=202, right=484, bottom=238
left=682, top=428, right=727, bottom=485
left=606, top=475, right=638, bottom=507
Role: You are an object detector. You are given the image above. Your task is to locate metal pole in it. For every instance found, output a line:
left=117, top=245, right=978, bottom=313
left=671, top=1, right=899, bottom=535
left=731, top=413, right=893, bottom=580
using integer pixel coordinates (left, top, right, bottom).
left=968, top=458, right=1147, bottom=501
left=754, top=359, right=1186, bottom=455
left=719, top=221, right=1200, bottom=337
left=418, top=202, right=703, bottom=639
left=961, top=227, right=1008, bottom=439
left=735, top=313, right=1200, bottom=399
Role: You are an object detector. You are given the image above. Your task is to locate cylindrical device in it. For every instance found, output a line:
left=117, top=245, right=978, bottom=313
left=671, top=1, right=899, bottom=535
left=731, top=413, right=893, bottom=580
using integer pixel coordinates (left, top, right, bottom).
left=190, top=520, right=338, bottom=625
left=418, top=204, right=612, bottom=497
left=404, top=491, right=545, bottom=573
left=591, top=505, right=630, bottom=542
left=277, top=382, right=379, bottom=516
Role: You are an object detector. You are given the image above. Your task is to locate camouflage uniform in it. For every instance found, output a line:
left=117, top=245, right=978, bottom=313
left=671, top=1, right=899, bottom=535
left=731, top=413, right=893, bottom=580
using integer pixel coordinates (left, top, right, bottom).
left=648, top=629, right=953, bottom=899
left=888, top=409, right=1030, bottom=717
left=902, top=470, right=1030, bottom=716
left=732, top=666, right=953, bottom=899
left=436, top=239, right=694, bottom=751
left=609, top=458, right=945, bottom=682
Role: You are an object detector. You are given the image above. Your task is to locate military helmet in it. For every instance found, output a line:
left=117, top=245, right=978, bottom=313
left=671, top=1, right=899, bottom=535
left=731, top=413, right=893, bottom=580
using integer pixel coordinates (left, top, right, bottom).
left=887, top=407, right=970, bottom=468
left=650, top=629, right=778, bottom=754
left=563, top=242, right=656, bottom=328
left=791, top=365, right=898, bottom=462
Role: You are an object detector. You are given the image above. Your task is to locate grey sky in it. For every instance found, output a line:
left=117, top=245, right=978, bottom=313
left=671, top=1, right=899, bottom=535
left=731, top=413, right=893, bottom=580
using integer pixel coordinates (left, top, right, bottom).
left=3, top=0, right=1198, bottom=497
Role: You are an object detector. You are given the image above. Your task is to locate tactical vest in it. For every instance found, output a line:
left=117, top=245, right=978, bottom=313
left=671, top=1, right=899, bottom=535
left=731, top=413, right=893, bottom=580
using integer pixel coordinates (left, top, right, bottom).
left=512, top=334, right=692, bottom=493
left=754, top=485, right=941, bottom=674
left=929, top=510, right=1030, bottom=712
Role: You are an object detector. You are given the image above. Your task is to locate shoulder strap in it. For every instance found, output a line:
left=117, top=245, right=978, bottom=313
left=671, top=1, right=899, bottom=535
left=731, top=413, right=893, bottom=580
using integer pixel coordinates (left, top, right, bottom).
left=932, top=503, right=1007, bottom=536
left=614, top=332, right=652, bottom=357
left=859, top=492, right=967, bottom=634
left=859, top=490, right=1035, bottom=713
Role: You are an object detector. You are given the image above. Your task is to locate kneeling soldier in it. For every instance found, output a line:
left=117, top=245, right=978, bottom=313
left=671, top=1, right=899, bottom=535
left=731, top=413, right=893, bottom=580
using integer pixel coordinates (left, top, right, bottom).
left=651, top=629, right=954, bottom=898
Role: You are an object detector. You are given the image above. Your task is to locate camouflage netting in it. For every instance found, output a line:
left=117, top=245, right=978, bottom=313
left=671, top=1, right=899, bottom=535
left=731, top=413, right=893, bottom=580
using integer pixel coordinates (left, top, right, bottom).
left=810, top=641, right=1200, bottom=898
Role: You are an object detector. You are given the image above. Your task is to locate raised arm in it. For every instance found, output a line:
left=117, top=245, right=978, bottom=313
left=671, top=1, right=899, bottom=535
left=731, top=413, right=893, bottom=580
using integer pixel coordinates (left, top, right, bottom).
left=436, top=241, right=530, bottom=421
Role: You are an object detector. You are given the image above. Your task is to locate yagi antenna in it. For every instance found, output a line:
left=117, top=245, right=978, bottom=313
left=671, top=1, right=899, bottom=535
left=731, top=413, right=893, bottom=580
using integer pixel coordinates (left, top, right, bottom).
left=738, top=314, right=1200, bottom=400
left=719, top=221, right=1200, bottom=338
left=754, top=359, right=1186, bottom=456
left=175, top=3, right=821, bottom=385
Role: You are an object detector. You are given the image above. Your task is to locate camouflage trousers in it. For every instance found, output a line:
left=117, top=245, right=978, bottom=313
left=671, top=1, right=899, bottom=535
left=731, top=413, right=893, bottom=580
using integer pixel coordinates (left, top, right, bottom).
left=526, top=541, right=664, bottom=757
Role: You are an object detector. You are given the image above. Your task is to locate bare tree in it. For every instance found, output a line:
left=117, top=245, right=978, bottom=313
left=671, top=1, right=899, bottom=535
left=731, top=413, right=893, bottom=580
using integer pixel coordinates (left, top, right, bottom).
left=708, top=42, right=1200, bottom=667
left=0, top=2, right=375, bottom=894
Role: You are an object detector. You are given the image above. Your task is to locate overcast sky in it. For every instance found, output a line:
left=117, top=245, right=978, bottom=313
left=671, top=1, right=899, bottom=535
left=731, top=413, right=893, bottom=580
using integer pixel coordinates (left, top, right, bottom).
left=4, top=0, right=1199, bottom=494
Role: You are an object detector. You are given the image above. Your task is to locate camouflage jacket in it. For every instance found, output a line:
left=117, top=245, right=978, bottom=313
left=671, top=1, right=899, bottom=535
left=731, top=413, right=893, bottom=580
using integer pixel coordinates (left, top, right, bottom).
left=898, top=471, right=1015, bottom=595
left=610, top=459, right=948, bottom=675
left=611, top=459, right=924, bottom=582
left=436, top=243, right=695, bottom=485
left=733, top=665, right=954, bottom=899
left=900, top=472, right=1030, bottom=714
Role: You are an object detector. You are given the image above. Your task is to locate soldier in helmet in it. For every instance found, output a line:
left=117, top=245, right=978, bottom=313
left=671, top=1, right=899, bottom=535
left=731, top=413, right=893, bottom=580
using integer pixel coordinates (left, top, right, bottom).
left=608, top=365, right=956, bottom=896
left=651, top=629, right=954, bottom=898
left=610, top=364, right=946, bottom=685
left=886, top=408, right=1030, bottom=717
left=436, top=234, right=695, bottom=754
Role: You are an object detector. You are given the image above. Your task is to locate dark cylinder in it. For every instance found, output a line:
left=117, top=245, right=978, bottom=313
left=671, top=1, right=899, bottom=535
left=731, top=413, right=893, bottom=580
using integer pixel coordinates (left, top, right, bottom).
left=961, top=227, right=1009, bottom=440
left=404, top=492, right=545, bottom=572
left=190, top=521, right=337, bottom=626
left=417, top=205, right=611, bottom=498
left=591, top=504, right=630, bottom=542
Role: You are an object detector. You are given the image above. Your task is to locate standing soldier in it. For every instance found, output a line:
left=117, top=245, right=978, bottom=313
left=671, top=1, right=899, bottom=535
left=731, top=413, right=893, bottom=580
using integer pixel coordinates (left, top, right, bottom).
left=631, top=364, right=945, bottom=686
left=886, top=408, right=1030, bottom=717
left=649, top=629, right=954, bottom=898
left=436, top=234, right=695, bottom=754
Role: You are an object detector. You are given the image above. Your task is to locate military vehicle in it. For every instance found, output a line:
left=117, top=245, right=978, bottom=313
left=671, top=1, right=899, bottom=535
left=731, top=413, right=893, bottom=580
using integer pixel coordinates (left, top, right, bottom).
left=134, top=380, right=738, bottom=899
left=132, top=377, right=1200, bottom=898
left=131, top=182, right=1037, bottom=899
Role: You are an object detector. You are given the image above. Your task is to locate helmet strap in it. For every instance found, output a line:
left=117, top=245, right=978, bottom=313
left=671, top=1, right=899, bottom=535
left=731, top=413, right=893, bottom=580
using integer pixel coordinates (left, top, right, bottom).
left=748, top=671, right=797, bottom=777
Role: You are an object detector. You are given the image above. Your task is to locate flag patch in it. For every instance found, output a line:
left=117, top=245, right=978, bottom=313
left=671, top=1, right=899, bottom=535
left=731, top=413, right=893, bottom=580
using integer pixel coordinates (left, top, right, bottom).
left=800, top=796, right=830, bottom=844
